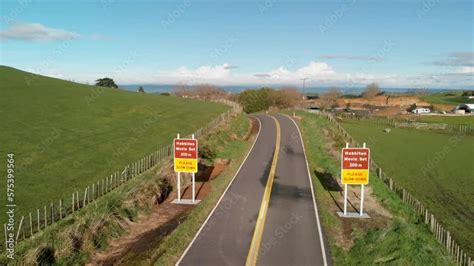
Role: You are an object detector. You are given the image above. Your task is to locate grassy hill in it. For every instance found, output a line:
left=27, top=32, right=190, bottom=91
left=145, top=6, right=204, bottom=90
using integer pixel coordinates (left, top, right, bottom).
left=422, top=91, right=474, bottom=105
left=340, top=120, right=474, bottom=257
left=0, top=66, right=229, bottom=225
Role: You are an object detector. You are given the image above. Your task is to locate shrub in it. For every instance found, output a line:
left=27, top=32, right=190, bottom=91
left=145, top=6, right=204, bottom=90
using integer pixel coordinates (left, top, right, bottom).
left=361, top=83, right=381, bottom=98
left=199, top=144, right=216, bottom=160
left=238, top=87, right=302, bottom=113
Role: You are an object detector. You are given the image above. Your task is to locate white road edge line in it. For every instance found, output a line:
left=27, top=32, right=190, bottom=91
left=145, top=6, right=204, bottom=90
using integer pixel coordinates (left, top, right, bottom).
left=284, top=114, right=328, bottom=266
left=176, top=116, right=263, bottom=266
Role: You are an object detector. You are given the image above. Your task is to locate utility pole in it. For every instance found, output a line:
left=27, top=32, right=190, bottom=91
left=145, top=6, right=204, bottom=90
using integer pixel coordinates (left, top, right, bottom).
left=301, top=77, right=308, bottom=99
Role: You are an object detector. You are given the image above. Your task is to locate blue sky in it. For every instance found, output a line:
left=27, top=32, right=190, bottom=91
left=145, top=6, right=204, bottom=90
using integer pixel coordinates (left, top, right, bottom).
left=0, top=0, right=473, bottom=88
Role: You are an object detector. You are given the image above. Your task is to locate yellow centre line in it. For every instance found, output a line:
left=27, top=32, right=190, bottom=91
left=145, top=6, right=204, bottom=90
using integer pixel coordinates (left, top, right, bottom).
left=246, top=115, right=281, bottom=266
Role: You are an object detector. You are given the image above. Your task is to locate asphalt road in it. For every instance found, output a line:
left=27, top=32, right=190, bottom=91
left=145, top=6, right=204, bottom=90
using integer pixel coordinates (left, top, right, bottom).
left=258, top=114, right=328, bottom=265
left=179, top=114, right=328, bottom=266
left=179, top=115, right=277, bottom=265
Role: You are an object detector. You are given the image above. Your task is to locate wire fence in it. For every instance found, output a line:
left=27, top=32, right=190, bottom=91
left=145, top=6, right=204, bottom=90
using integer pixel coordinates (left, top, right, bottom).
left=2, top=99, right=241, bottom=251
left=300, top=108, right=472, bottom=266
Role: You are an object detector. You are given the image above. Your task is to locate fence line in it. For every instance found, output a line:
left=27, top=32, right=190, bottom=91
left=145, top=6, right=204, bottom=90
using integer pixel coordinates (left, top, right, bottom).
left=337, top=113, right=474, bottom=134
left=2, top=100, right=241, bottom=249
left=301, top=109, right=472, bottom=266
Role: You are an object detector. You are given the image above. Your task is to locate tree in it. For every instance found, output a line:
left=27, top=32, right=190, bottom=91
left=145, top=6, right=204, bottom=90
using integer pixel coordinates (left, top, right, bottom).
left=138, top=86, right=145, bottom=93
left=407, top=103, right=417, bottom=112
left=172, top=85, right=190, bottom=97
left=238, top=88, right=273, bottom=113
left=194, top=84, right=226, bottom=100
left=319, top=88, right=342, bottom=109
left=277, top=87, right=303, bottom=108
left=361, top=83, right=380, bottom=98
left=95, top=78, right=118, bottom=88
left=462, top=90, right=474, bottom=96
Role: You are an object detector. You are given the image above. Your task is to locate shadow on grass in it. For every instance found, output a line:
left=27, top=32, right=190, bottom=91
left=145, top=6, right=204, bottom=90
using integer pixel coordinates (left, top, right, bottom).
left=314, top=170, right=360, bottom=213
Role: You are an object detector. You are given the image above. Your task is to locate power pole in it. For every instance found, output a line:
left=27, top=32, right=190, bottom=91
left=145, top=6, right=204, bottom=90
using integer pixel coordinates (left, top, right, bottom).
left=301, top=77, right=308, bottom=99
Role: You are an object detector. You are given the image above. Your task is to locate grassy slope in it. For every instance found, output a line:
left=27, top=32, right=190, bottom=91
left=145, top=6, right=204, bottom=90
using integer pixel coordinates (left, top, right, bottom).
left=0, top=113, right=250, bottom=265
left=341, top=119, right=474, bottom=257
left=0, top=66, right=229, bottom=225
left=413, top=116, right=474, bottom=125
left=422, top=92, right=474, bottom=105
left=293, top=111, right=453, bottom=265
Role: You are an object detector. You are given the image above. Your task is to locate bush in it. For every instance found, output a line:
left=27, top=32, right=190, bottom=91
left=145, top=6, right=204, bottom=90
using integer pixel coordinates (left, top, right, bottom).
left=238, top=87, right=302, bottom=113
left=238, top=88, right=273, bottom=113
left=361, top=83, right=381, bottom=98
left=160, top=92, right=171, bottom=96
left=407, top=103, right=417, bottom=112
left=319, top=88, right=342, bottom=109
left=199, top=144, right=216, bottom=160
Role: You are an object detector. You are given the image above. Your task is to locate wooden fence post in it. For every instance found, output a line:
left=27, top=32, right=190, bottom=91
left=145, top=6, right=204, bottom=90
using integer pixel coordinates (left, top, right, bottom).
left=29, top=213, right=33, bottom=237
left=15, top=216, right=24, bottom=242
left=83, top=187, right=88, bottom=207
left=37, top=209, right=40, bottom=231
left=44, top=206, right=47, bottom=227
left=50, top=202, right=54, bottom=224
left=76, top=191, right=79, bottom=209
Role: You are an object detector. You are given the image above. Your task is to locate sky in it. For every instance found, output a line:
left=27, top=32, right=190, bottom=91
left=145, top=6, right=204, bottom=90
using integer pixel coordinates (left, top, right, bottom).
left=0, top=0, right=473, bottom=88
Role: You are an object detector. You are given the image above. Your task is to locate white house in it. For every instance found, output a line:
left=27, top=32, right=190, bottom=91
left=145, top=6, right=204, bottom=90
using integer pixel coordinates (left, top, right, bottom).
left=412, top=108, right=431, bottom=114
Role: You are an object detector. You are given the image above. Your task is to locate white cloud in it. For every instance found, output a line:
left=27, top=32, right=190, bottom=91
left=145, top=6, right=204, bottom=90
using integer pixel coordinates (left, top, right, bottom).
left=459, top=66, right=474, bottom=73
left=432, top=52, right=474, bottom=67
left=28, top=61, right=472, bottom=88
left=0, top=22, right=80, bottom=42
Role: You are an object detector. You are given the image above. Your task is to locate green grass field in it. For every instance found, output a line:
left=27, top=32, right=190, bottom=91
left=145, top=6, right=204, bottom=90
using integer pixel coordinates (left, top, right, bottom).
left=422, top=91, right=474, bottom=105
left=291, top=111, right=453, bottom=265
left=0, top=66, right=229, bottom=226
left=0, top=113, right=251, bottom=265
left=413, top=115, right=474, bottom=125
left=341, top=120, right=474, bottom=256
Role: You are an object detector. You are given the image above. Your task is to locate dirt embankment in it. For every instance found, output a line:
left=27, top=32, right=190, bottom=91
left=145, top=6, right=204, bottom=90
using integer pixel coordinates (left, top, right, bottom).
left=310, top=95, right=447, bottom=116
left=87, top=116, right=259, bottom=265
left=87, top=159, right=230, bottom=265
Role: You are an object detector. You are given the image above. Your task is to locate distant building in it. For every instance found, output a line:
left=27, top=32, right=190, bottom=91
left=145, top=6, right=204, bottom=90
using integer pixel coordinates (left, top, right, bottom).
left=455, top=104, right=474, bottom=114
left=412, top=108, right=431, bottom=114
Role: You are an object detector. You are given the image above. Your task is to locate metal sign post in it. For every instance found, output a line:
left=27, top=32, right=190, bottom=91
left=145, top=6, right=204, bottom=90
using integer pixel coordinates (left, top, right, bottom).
left=172, top=134, right=200, bottom=205
left=339, top=142, right=370, bottom=218
left=192, top=134, right=195, bottom=202
left=360, top=143, right=366, bottom=216
left=343, top=143, right=349, bottom=216
left=176, top=133, right=181, bottom=202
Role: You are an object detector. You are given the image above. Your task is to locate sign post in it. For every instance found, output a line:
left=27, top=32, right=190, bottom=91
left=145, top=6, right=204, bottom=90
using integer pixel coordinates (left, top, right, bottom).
left=338, top=142, right=370, bottom=218
left=192, top=134, right=196, bottom=202
left=172, top=134, right=200, bottom=205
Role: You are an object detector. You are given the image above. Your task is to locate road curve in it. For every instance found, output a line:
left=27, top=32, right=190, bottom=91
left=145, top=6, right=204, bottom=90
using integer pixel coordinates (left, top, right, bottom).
left=179, top=114, right=277, bottom=265
left=257, top=114, right=329, bottom=265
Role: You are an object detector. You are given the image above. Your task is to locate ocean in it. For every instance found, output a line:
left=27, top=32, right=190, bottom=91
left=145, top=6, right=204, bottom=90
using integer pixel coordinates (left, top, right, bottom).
left=119, top=84, right=472, bottom=95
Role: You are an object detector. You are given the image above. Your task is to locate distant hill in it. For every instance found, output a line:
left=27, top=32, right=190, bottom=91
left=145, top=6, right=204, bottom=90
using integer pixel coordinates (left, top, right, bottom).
left=0, top=65, right=229, bottom=225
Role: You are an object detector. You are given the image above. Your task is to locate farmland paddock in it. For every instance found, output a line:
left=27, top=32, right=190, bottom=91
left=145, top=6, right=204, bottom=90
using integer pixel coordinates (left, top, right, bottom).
left=1, top=100, right=241, bottom=251
left=298, top=108, right=473, bottom=266
left=335, top=113, right=474, bottom=135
